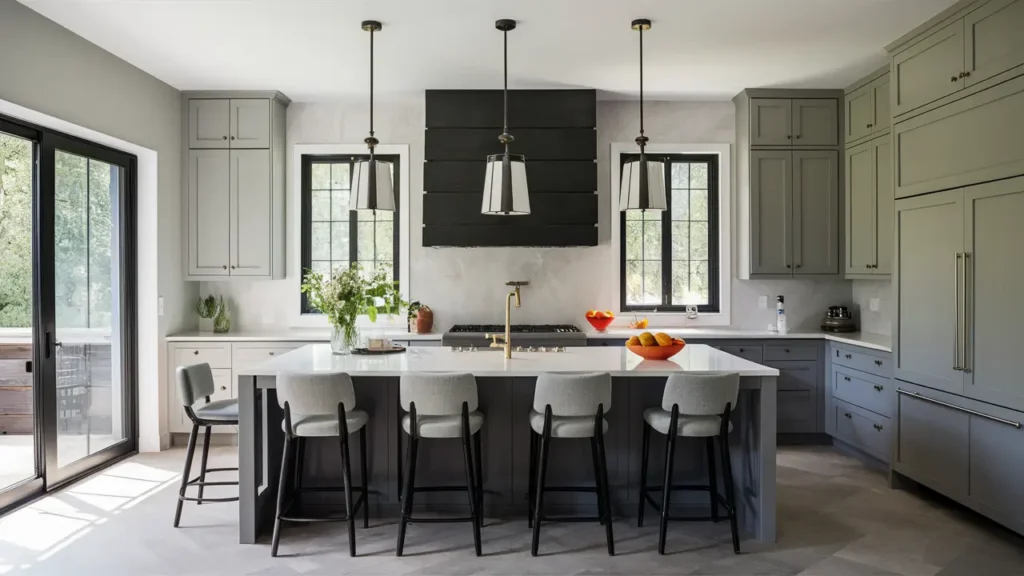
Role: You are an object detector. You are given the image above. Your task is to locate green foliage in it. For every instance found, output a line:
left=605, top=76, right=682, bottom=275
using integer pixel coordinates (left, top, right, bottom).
left=301, top=264, right=406, bottom=343
left=196, top=295, right=218, bottom=319
left=0, top=134, right=33, bottom=327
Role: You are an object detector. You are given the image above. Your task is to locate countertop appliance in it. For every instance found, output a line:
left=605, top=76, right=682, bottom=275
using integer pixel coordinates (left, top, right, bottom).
left=442, top=324, right=587, bottom=349
left=821, top=306, right=858, bottom=333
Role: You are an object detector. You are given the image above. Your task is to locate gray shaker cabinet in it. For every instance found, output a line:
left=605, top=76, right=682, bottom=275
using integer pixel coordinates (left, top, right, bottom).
left=962, top=178, right=1024, bottom=412
left=230, top=99, right=271, bottom=149
left=792, top=99, right=838, bottom=146
left=845, top=72, right=890, bottom=145
left=188, top=99, right=230, bottom=149
left=229, top=150, right=272, bottom=276
left=845, top=136, right=892, bottom=277
left=963, top=0, right=1024, bottom=88
left=187, top=150, right=231, bottom=276
left=750, top=150, right=792, bottom=274
left=891, top=19, right=965, bottom=117
left=894, top=387, right=970, bottom=498
left=967, top=411, right=1024, bottom=533
left=750, top=99, right=793, bottom=146
left=792, top=150, right=839, bottom=275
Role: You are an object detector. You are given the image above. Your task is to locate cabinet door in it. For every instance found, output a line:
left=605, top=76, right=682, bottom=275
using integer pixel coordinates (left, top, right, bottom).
left=892, top=19, right=965, bottom=117
left=188, top=99, right=230, bottom=149
left=792, top=150, right=839, bottom=275
left=187, top=150, right=231, bottom=276
left=229, top=99, right=271, bottom=149
left=229, top=150, right=272, bottom=276
left=749, top=151, right=792, bottom=274
left=750, top=99, right=793, bottom=146
left=771, top=360, right=819, bottom=434
left=792, top=99, right=838, bottom=146
left=963, top=178, right=1024, bottom=411
left=894, top=190, right=964, bottom=394
left=967, top=411, right=1024, bottom=532
left=873, top=137, right=894, bottom=274
left=845, top=85, right=874, bottom=144
left=871, top=74, right=891, bottom=133
left=964, top=0, right=1024, bottom=88
left=845, top=142, right=876, bottom=275
left=895, top=388, right=969, bottom=497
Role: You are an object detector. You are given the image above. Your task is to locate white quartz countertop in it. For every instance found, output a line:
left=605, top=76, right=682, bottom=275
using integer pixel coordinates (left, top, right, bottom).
left=165, top=329, right=442, bottom=342
left=238, top=343, right=779, bottom=378
left=586, top=328, right=891, bottom=352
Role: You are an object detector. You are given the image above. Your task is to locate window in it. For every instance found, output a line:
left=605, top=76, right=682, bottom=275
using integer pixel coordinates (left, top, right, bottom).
left=300, top=154, right=399, bottom=313
left=620, top=153, right=720, bottom=312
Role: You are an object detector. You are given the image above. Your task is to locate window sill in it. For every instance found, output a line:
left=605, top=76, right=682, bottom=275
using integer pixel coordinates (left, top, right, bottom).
left=613, top=311, right=731, bottom=328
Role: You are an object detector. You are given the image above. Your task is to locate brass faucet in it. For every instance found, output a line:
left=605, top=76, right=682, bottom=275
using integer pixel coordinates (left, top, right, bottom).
left=487, top=281, right=528, bottom=358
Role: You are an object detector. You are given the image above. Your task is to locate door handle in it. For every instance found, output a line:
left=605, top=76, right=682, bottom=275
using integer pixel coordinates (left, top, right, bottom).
left=25, top=361, right=31, bottom=374
left=953, top=252, right=962, bottom=371
left=898, top=389, right=1021, bottom=429
left=962, top=253, right=971, bottom=373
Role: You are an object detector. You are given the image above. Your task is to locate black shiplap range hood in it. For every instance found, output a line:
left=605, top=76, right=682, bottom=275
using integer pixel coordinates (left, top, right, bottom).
left=423, top=89, right=598, bottom=247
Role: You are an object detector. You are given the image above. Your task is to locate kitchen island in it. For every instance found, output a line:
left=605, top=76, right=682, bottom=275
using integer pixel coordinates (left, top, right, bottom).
left=235, top=344, right=779, bottom=547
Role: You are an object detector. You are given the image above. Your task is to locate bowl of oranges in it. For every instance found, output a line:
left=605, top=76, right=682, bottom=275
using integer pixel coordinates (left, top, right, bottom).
left=626, top=331, right=686, bottom=360
left=585, top=310, right=615, bottom=332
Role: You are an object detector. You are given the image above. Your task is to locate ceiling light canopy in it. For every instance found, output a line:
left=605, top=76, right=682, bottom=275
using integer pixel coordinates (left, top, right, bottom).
left=482, top=19, right=530, bottom=216
left=350, top=20, right=395, bottom=212
left=619, top=18, right=666, bottom=212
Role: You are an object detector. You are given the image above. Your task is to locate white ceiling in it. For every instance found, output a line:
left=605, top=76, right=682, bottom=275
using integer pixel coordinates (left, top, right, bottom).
left=20, top=0, right=955, bottom=102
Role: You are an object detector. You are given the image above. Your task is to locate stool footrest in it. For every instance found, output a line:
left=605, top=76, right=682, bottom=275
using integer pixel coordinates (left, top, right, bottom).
left=535, top=514, right=603, bottom=523
left=178, top=495, right=239, bottom=503
left=406, top=516, right=475, bottom=524
left=410, top=485, right=473, bottom=493
left=643, top=492, right=734, bottom=515
left=280, top=491, right=367, bottom=524
left=537, top=486, right=598, bottom=493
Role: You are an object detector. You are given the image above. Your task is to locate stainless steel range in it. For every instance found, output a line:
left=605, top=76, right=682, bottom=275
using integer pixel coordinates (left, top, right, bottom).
left=441, top=324, right=587, bottom=350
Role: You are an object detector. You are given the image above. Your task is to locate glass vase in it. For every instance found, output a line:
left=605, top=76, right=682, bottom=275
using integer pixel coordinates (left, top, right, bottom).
left=330, top=324, right=361, bottom=355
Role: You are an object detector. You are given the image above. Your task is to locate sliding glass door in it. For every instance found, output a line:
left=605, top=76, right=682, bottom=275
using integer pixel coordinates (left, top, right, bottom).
left=0, top=114, right=137, bottom=510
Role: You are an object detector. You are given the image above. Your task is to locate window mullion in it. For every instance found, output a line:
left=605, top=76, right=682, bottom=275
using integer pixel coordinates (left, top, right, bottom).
left=348, top=159, right=358, bottom=269
left=661, top=159, right=672, bottom=307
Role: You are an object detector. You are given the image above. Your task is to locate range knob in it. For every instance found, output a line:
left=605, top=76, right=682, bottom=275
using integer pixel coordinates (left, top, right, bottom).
left=515, top=346, right=523, bottom=352
left=556, top=347, right=566, bottom=353
left=527, top=346, right=537, bottom=352
left=451, top=346, right=462, bottom=352
left=538, top=346, right=547, bottom=352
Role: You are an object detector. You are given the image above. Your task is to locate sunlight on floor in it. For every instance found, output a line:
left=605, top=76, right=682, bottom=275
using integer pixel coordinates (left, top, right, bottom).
left=0, top=461, right=178, bottom=572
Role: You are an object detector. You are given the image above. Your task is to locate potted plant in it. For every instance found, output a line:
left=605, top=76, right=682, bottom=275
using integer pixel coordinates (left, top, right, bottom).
left=301, top=264, right=406, bottom=354
left=407, top=301, right=433, bottom=334
left=197, top=295, right=231, bottom=333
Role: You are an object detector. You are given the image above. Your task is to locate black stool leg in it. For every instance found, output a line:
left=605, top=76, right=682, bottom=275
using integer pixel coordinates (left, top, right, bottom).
left=270, top=435, right=293, bottom=557
left=531, top=407, right=552, bottom=557
left=396, top=406, right=418, bottom=557
left=197, top=426, right=211, bottom=505
left=527, top=429, right=537, bottom=528
left=659, top=406, right=680, bottom=555
left=360, top=426, right=369, bottom=529
left=173, top=423, right=199, bottom=527
left=461, top=404, right=482, bottom=557
left=339, top=403, right=356, bottom=557
left=706, top=437, right=719, bottom=522
left=473, top=429, right=484, bottom=525
left=293, top=437, right=305, bottom=492
left=596, top=406, right=614, bottom=556
left=590, top=437, right=606, bottom=526
left=718, top=403, right=740, bottom=554
left=637, top=422, right=651, bottom=528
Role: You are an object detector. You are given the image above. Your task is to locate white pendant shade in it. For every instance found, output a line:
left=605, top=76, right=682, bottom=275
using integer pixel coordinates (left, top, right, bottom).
left=619, top=157, right=666, bottom=211
left=481, top=154, right=530, bottom=215
left=350, top=158, right=395, bottom=211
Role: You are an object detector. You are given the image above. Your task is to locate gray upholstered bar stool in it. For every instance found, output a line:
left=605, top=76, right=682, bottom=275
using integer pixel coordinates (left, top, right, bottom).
left=529, top=372, right=614, bottom=557
left=173, top=363, right=239, bottom=528
left=271, top=371, right=370, bottom=558
left=397, top=372, right=483, bottom=557
left=637, top=372, right=741, bottom=555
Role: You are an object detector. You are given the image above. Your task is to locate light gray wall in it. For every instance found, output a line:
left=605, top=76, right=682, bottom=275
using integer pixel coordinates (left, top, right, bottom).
left=0, top=0, right=189, bottom=448
left=852, top=279, right=892, bottom=336
left=205, top=97, right=851, bottom=332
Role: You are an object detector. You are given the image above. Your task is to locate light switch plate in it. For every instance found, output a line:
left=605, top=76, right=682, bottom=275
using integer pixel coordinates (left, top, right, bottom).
left=158, top=296, right=164, bottom=317
left=758, top=296, right=768, bottom=309
left=869, top=298, right=880, bottom=312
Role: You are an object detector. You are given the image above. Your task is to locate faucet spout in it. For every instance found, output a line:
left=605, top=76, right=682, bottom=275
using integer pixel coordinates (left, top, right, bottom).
left=503, top=281, right=528, bottom=359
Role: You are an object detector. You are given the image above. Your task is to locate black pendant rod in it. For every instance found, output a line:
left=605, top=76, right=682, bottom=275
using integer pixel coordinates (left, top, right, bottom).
left=503, top=27, right=509, bottom=154
left=361, top=21, right=382, bottom=157
left=631, top=19, right=651, bottom=155
left=639, top=24, right=644, bottom=142
left=370, top=24, right=374, bottom=140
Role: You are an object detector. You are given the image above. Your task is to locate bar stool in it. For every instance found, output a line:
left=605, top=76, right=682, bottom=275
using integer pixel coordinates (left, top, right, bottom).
left=173, top=363, right=239, bottom=527
left=637, top=373, right=740, bottom=555
left=529, top=372, right=614, bottom=557
left=397, top=373, right=483, bottom=557
left=270, top=371, right=370, bottom=557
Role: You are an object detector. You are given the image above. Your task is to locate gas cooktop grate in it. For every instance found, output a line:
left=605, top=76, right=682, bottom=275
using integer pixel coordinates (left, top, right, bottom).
left=448, top=324, right=582, bottom=334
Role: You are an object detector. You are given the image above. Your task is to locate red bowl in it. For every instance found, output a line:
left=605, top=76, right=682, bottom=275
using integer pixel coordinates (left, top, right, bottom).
left=627, top=343, right=686, bottom=360
left=586, top=315, right=615, bottom=332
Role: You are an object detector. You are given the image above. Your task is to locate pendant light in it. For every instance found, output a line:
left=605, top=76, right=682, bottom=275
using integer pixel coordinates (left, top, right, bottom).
left=482, top=19, right=530, bottom=215
left=619, top=19, right=666, bottom=212
left=350, top=20, right=395, bottom=212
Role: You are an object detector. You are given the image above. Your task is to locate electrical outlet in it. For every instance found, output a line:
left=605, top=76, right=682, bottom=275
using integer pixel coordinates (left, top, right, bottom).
left=869, top=298, right=880, bottom=312
left=158, top=296, right=164, bottom=317
left=758, top=296, right=768, bottom=309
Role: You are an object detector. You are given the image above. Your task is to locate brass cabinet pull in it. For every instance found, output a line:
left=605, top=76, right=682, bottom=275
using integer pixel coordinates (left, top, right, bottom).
left=898, top=389, right=1021, bottom=429
left=873, top=385, right=884, bottom=392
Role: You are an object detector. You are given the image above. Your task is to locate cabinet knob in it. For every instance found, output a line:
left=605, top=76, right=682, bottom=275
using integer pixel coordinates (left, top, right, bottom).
left=786, top=264, right=792, bottom=268
left=193, top=350, right=199, bottom=355
left=739, top=348, right=744, bottom=352
left=784, top=348, right=790, bottom=353
left=844, top=376, right=851, bottom=382
left=844, top=412, right=852, bottom=419
left=222, top=136, right=227, bottom=140
left=873, top=384, right=884, bottom=391
left=796, top=264, right=802, bottom=269
left=873, top=423, right=884, bottom=431
left=951, top=75, right=958, bottom=82
left=787, top=135, right=792, bottom=139
left=230, top=136, right=236, bottom=140
left=222, top=265, right=227, bottom=270
left=866, top=124, right=873, bottom=128
left=269, top=352, right=275, bottom=356
left=964, top=71, right=971, bottom=78
left=221, top=386, right=226, bottom=391
left=845, top=354, right=852, bottom=359
left=795, top=135, right=801, bottom=139
left=231, top=265, right=236, bottom=269
left=874, top=360, right=883, bottom=366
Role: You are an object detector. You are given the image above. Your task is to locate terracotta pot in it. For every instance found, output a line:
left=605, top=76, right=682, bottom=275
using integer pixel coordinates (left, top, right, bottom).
left=415, top=308, right=433, bottom=334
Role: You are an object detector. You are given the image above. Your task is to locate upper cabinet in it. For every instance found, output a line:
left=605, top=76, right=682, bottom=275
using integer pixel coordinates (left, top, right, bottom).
left=750, top=98, right=838, bottom=146
left=182, top=91, right=289, bottom=281
left=845, top=69, right=890, bottom=146
left=845, top=136, right=892, bottom=277
left=889, top=0, right=1024, bottom=120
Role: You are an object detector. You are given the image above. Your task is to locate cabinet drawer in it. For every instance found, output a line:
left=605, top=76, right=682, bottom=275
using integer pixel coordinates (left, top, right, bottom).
left=778, top=390, right=817, bottom=434
left=174, top=345, right=231, bottom=369
left=895, top=385, right=970, bottom=497
left=832, top=345, right=891, bottom=378
left=834, top=398, right=891, bottom=462
left=894, top=73, right=1024, bottom=198
left=833, top=367, right=891, bottom=417
left=764, top=343, right=817, bottom=361
left=232, top=345, right=301, bottom=370
left=717, top=345, right=763, bottom=364
left=767, top=360, right=817, bottom=391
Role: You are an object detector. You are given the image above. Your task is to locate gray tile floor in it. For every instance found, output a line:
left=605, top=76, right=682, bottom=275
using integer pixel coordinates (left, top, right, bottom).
left=1, top=446, right=1022, bottom=575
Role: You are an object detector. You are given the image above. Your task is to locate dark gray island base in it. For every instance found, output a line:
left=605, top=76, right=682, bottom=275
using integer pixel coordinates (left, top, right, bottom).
left=237, top=373, right=777, bottom=548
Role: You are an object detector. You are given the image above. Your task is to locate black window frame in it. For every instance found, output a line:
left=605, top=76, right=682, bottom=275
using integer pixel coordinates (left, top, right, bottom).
left=299, top=153, right=400, bottom=314
left=619, top=153, right=720, bottom=313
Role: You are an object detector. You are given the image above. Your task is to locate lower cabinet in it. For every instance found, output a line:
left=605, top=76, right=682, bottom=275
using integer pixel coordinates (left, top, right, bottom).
left=833, top=399, right=890, bottom=462
left=767, top=359, right=819, bottom=434
left=825, top=342, right=893, bottom=463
